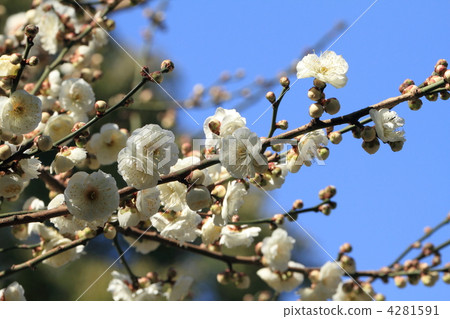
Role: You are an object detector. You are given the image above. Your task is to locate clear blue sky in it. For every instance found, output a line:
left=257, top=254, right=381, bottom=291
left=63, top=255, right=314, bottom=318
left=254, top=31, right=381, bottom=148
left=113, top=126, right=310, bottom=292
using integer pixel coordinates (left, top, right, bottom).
left=112, top=0, right=450, bottom=300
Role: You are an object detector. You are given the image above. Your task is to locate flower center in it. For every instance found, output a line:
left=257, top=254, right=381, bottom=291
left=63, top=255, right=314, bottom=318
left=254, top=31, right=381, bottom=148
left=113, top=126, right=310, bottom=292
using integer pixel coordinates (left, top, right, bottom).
left=84, top=187, right=98, bottom=201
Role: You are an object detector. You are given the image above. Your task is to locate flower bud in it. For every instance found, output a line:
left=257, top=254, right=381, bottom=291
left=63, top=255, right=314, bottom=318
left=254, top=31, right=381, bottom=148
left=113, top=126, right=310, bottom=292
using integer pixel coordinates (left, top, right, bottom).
left=329, top=131, right=342, bottom=144
left=362, top=139, right=380, bottom=155
left=308, top=269, right=320, bottom=283
left=440, top=91, right=450, bottom=100
left=425, top=93, right=438, bottom=102
left=28, top=56, right=39, bottom=66
left=444, top=69, right=450, bottom=83
left=160, top=59, right=174, bottom=73
left=421, top=272, right=439, bottom=287
left=36, top=135, right=53, bottom=151
left=103, top=224, right=116, bottom=240
left=271, top=143, right=282, bottom=152
left=435, top=58, right=448, bottom=67
left=24, top=24, right=39, bottom=39
left=317, top=146, right=329, bottom=160
left=351, top=126, right=362, bottom=139
left=339, top=242, right=352, bottom=254
left=217, top=272, right=231, bottom=285
left=211, top=185, right=226, bottom=198
left=272, top=213, right=284, bottom=225
left=150, top=71, right=164, bottom=84
left=186, top=185, right=212, bottom=211
left=394, top=276, right=407, bottom=288
left=313, top=78, right=326, bottom=89
left=9, top=53, right=22, bottom=65
left=309, top=103, right=324, bottom=118
left=235, top=273, right=250, bottom=289
left=210, top=203, right=222, bottom=215
left=374, top=293, right=385, bottom=301
left=279, top=76, right=290, bottom=87
left=319, top=203, right=331, bottom=215
left=324, top=98, right=341, bottom=115
left=0, top=144, right=12, bottom=160
left=94, top=100, right=108, bottom=115
left=292, top=199, right=304, bottom=210
left=9, top=134, right=23, bottom=145
left=361, top=126, right=376, bottom=142
left=340, top=255, right=356, bottom=274
left=276, top=120, right=288, bottom=130
left=388, top=140, right=404, bottom=152
left=265, top=91, right=276, bottom=103
left=434, top=64, right=447, bottom=76
left=399, top=79, right=415, bottom=94
left=185, top=169, right=205, bottom=185
left=307, top=87, right=322, bottom=101
left=208, top=119, right=221, bottom=135
left=408, top=99, right=422, bottom=111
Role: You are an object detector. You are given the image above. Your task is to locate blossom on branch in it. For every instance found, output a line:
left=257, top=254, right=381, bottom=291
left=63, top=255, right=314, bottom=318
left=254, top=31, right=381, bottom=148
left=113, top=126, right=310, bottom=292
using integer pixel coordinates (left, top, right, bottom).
left=261, top=228, right=295, bottom=272
left=369, top=108, right=406, bottom=143
left=0, top=282, right=26, bottom=301
left=296, top=51, right=348, bottom=88
left=257, top=261, right=305, bottom=292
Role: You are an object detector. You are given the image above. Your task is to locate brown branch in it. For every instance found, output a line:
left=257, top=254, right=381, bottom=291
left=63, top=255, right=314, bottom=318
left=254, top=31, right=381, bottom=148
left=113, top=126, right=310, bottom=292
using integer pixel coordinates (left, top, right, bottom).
left=38, top=168, right=66, bottom=194
left=0, top=205, right=68, bottom=228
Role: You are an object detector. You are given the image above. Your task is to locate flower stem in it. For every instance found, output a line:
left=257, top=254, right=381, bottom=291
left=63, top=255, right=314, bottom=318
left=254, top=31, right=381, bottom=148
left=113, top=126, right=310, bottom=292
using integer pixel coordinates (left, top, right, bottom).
left=112, top=235, right=139, bottom=289
left=10, top=37, right=34, bottom=93
left=0, top=243, right=40, bottom=253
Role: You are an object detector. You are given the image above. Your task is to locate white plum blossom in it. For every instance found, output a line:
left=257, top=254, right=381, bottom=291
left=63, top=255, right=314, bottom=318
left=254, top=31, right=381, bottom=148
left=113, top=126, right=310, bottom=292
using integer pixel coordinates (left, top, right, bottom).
left=257, top=261, right=305, bottom=292
left=0, top=282, right=26, bottom=301
left=150, top=208, right=201, bottom=244
left=43, top=113, right=75, bottom=143
left=32, top=8, right=60, bottom=54
left=0, top=90, right=42, bottom=135
left=50, top=147, right=87, bottom=174
left=369, top=108, right=406, bottom=143
left=219, top=225, right=261, bottom=248
left=201, top=217, right=222, bottom=245
left=167, top=276, right=194, bottom=301
left=59, top=78, right=95, bottom=114
left=261, top=228, right=295, bottom=272
left=18, top=158, right=41, bottom=180
left=203, top=107, right=246, bottom=149
left=0, top=174, right=24, bottom=199
left=298, top=261, right=343, bottom=301
left=4, top=12, right=27, bottom=37
left=0, top=55, right=21, bottom=78
left=158, top=156, right=210, bottom=211
left=298, top=129, right=328, bottom=164
left=48, top=70, right=62, bottom=98
left=86, top=123, right=127, bottom=165
left=220, top=127, right=268, bottom=178
left=296, top=51, right=349, bottom=88
left=118, top=124, right=179, bottom=189
left=30, top=223, right=84, bottom=268
left=136, top=187, right=161, bottom=218
left=123, top=236, right=160, bottom=254
left=108, top=271, right=163, bottom=301
left=214, top=180, right=247, bottom=226
left=49, top=194, right=91, bottom=235
left=64, top=170, right=119, bottom=228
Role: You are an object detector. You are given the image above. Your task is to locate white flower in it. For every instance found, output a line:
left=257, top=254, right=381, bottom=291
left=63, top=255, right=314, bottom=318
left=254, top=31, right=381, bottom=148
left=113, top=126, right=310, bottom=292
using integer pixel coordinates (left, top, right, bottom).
left=107, top=271, right=163, bottom=301
left=167, top=276, right=193, bottom=301
left=48, top=70, right=62, bottom=98
left=123, top=236, right=160, bottom=254
left=203, top=107, right=246, bottom=149
left=150, top=208, right=201, bottom=244
left=49, top=194, right=87, bottom=235
left=214, top=180, right=247, bottom=226
left=296, top=51, right=349, bottom=88
left=4, top=12, right=27, bottom=37
left=261, top=228, right=295, bottom=272
left=33, top=7, right=61, bottom=54
left=43, top=113, right=75, bottom=143
left=257, top=261, right=305, bottom=292
left=0, top=90, right=42, bottom=135
left=50, top=147, right=87, bottom=174
left=369, top=108, right=406, bottom=143
left=0, top=282, right=26, bottom=301
left=136, top=187, right=161, bottom=218
left=0, top=174, right=24, bottom=198
left=59, top=78, right=95, bottom=114
left=298, top=261, right=343, bottom=301
left=298, top=129, right=328, bottom=164
left=332, top=281, right=372, bottom=301
left=158, top=156, right=210, bottom=211
left=219, top=225, right=261, bottom=248
left=201, top=217, right=222, bottom=245
left=220, top=127, right=268, bottom=178
left=64, top=170, right=119, bottom=227
left=18, top=158, right=41, bottom=181
left=86, top=123, right=127, bottom=165
left=118, top=124, right=179, bottom=189
left=23, top=196, right=45, bottom=211
left=0, top=55, right=21, bottom=78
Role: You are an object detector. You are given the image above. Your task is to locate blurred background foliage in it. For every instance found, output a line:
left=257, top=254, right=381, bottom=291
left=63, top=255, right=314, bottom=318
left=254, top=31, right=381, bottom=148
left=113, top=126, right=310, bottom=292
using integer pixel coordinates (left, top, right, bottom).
left=0, top=0, right=315, bottom=301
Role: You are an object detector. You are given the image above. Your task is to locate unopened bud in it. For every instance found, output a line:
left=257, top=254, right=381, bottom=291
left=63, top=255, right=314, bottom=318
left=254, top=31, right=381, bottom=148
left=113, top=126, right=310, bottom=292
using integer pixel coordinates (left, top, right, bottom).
left=160, top=59, right=174, bottom=73
left=319, top=203, right=332, bottom=216
left=408, top=99, right=422, bottom=111
left=421, top=272, right=439, bottom=287
left=36, top=135, right=53, bottom=151
left=435, top=59, right=448, bottom=68
left=279, top=76, right=290, bottom=87
left=217, top=272, right=230, bottom=285
left=361, top=126, right=376, bottom=142
left=329, top=131, right=342, bottom=144
left=185, top=169, right=205, bottom=185
left=317, top=146, right=329, bottom=160
left=425, top=93, right=438, bottom=102
left=276, top=120, right=288, bottom=130
left=339, top=242, right=352, bottom=253
left=103, top=224, right=116, bottom=240
left=374, top=293, right=385, bottom=301
left=388, top=141, right=404, bottom=152
left=440, top=91, right=450, bottom=100
left=444, top=70, right=450, bottom=83
left=362, top=139, right=380, bottom=155
left=10, top=53, right=22, bottom=65
left=307, top=87, right=322, bottom=101
left=208, top=119, right=221, bottom=135
left=210, top=203, right=221, bottom=215
left=0, top=144, right=12, bottom=160
left=28, top=56, right=39, bottom=66
left=324, top=98, right=341, bottom=115
left=186, top=185, right=212, bottom=211
left=292, top=199, right=304, bottom=210
left=24, top=24, right=39, bottom=39
left=95, top=100, right=108, bottom=115
left=399, top=79, right=415, bottom=94
left=394, top=276, right=407, bottom=288
left=352, top=126, right=363, bottom=139
left=309, top=103, right=324, bottom=118
left=235, top=273, right=250, bottom=289
left=313, top=78, right=326, bottom=89
left=105, top=19, right=115, bottom=31
left=434, top=64, right=447, bottom=76
left=272, top=214, right=284, bottom=225
left=211, top=185, right=226, bottom=198
left=308, top=270, right=320, bottom=283
left=265, top=91, right=276, bottom=103
left=150, top=71, right=164, bottom=84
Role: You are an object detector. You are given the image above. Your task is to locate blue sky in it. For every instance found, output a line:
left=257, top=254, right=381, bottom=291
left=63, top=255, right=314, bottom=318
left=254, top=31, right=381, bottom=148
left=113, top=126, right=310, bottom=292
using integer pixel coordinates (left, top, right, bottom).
left=112, top=0, right=450, bottom=300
